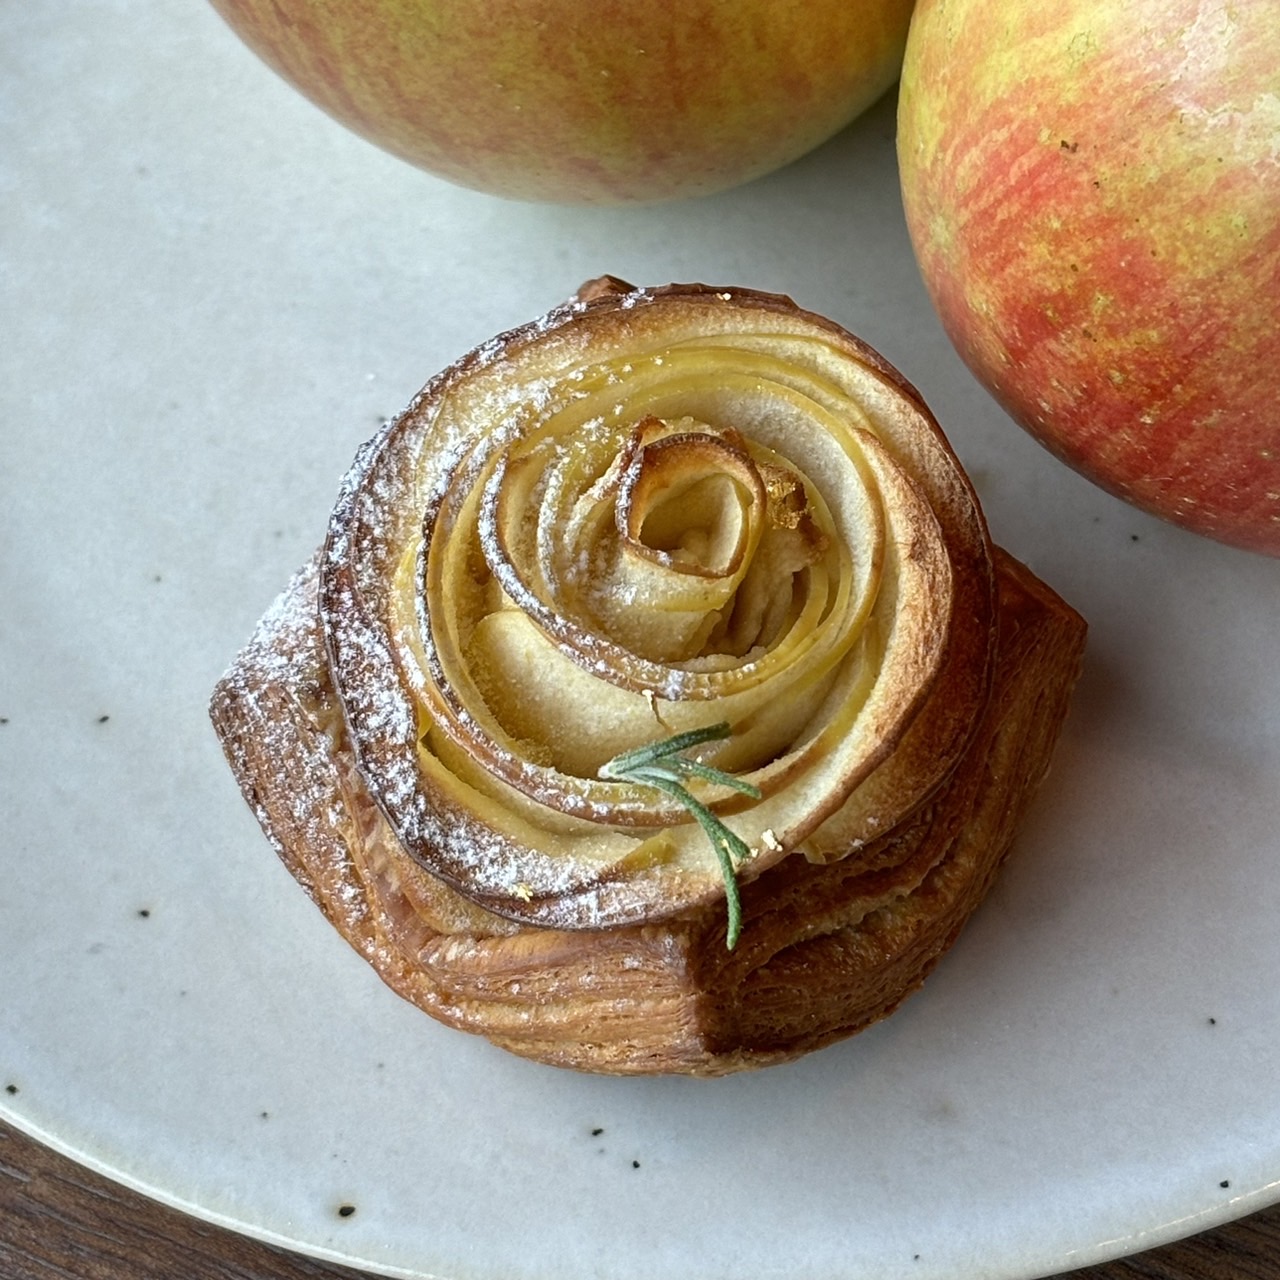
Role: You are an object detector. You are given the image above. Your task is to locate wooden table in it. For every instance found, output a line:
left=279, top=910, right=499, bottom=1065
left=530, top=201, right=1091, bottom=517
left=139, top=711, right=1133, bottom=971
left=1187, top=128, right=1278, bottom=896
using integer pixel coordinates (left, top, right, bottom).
left=3, top=1120, right=1278, bottom=1279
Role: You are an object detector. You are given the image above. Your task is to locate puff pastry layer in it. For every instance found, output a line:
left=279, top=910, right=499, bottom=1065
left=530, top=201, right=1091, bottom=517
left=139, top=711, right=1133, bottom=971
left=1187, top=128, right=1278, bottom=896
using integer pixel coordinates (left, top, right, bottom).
left=211, top=280, right=1086, bottom=1075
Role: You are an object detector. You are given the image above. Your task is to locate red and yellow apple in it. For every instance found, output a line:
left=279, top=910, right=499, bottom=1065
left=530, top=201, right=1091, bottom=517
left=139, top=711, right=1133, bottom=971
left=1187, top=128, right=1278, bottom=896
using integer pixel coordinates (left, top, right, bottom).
left=208, top=0, right=914, bottom=205
left=898, top=0, right=1280, bottom=555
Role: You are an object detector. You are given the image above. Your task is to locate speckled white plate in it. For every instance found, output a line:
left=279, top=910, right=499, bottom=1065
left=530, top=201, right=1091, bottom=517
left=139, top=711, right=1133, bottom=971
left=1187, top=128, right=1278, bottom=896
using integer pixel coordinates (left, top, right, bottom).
left=3, top=4, right=1279, bottom=1279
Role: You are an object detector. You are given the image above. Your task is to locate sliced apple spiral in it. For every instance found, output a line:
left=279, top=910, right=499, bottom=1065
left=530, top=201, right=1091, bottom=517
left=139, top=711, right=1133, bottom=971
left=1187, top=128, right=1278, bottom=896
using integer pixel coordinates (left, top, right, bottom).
left=318, top=280, right=996, bottom=937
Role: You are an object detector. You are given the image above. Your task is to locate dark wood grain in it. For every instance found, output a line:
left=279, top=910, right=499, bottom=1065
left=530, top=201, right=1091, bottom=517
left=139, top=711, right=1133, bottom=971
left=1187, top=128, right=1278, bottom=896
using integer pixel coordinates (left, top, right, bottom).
left=3, top=1119, right=1278, bottom=1280
left=0, top=1122, right=364, bottom=1280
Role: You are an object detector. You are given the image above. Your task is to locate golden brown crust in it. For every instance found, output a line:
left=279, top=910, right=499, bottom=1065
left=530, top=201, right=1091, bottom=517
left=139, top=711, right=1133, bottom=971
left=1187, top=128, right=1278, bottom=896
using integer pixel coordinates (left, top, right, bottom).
left=210, top=546, right=1084, bottom=1076
left=210, top=281, right=1086, bottom=1075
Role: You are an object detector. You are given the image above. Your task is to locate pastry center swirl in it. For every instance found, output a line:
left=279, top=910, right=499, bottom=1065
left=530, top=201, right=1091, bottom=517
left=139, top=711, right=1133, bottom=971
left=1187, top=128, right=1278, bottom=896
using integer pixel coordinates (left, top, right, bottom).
left=402, top=337, right=942, bottom=812
left=322, top=290, right=990, bottom=927
left=458, top=411, right=842, bottom=781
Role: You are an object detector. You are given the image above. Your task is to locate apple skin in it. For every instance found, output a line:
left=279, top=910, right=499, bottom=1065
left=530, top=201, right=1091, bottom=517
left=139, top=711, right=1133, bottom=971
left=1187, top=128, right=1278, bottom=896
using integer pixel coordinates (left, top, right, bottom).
left=208, top=0, right=914, bottom=205
left=897, top=0, right=1280, bottom=555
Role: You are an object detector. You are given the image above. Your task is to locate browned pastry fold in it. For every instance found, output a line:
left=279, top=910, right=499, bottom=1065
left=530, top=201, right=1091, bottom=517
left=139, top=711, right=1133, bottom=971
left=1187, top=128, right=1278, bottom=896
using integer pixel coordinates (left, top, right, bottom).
left=210, top=280, right=1086, bottom=1075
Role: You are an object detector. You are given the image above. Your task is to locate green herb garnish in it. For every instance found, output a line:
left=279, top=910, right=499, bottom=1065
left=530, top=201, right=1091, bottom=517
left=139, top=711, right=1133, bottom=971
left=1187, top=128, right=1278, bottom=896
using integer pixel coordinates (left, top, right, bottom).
left=600, top=723, right=761, bottom=949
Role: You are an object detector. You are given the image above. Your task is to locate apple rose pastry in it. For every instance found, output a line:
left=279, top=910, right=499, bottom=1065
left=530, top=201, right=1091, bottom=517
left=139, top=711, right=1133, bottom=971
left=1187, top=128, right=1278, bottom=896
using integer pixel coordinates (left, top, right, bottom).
left=211, top=279, right=1086, bottom=1075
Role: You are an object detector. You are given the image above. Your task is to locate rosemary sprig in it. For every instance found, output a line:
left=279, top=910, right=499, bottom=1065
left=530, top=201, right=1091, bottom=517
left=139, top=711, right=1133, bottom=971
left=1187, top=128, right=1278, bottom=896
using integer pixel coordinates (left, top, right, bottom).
left=600, top=722, right=761, bottom=950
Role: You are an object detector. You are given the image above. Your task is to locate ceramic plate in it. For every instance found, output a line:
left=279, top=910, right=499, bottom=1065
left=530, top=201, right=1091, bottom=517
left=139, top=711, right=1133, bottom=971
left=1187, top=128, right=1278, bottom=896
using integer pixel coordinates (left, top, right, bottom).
left=3, top=5, right=1278, bottom=1278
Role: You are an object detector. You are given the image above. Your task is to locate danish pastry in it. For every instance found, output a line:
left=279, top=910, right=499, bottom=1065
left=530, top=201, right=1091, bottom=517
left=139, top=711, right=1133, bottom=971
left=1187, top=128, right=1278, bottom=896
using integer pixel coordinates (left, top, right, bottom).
left=211, top=279, right=1086, bottom=1075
